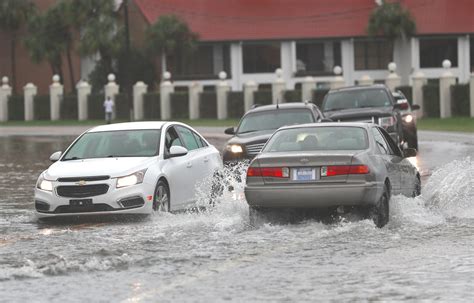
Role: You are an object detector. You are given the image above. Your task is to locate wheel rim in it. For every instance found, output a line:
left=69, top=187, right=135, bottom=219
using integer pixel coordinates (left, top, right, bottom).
left=154, top=185, right=169, bottom=212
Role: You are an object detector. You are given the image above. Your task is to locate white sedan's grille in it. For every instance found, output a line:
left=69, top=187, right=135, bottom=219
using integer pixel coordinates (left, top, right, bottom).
left=246, top=142, right=266, bottom=156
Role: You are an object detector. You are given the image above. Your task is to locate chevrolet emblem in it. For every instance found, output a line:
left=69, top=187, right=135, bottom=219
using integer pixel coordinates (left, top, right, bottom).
left=77, top=180, right=87, bottom=186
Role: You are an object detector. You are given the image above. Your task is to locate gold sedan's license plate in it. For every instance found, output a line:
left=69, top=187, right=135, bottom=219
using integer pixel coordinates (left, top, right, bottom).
left=292, top=167, right=319, bottom=181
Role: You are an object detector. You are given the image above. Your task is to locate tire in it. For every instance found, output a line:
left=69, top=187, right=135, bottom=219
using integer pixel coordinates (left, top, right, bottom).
left=153, top=180, right=170, bottom=212
left=370, top=185, right=390, bottom=228
left=413, top=175, right=421, bottom=197
left=407, top=134, right=418, bottom=150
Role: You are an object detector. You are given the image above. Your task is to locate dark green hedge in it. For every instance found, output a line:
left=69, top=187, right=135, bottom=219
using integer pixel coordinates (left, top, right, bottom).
left=8, top=95, right=24, bottom=121
left=228, top=91, right=244, bottom=118
left=88, top=93, right=105, bottom=120
left=284, top=90, right=302, bottom=103
left=451, top=84, right=470, bottom=117
left=200, top=91, right=217, bottom=118
left=33, top=95, right=50, bottom=120
left=395, top=86, right=413, bottom=105
left=254, top=90, right=272, bottom=106
left=312, top=89, right=329, bottom=108
left=60, top=94, right=78, bottom=120
left=170, top=92, right=189, bottom=119
left=143, top=92, right=160, bottom=120
left=422, top=84, right=440, bottom=118
left=115, top=93, right=131, bottom=120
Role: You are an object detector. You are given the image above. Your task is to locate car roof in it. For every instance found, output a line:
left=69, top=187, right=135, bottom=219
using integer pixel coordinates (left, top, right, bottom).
left=328, top=84, right=388, bottom=94
left=88, top=121, right=169, bottom=133
left=277, top=122, right=375, bottom=131
left=246, top=102, right=316, bottom=114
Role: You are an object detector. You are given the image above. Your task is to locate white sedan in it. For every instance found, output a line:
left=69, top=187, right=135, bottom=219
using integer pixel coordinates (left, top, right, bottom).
left=34, top=121, right=222, bottom=218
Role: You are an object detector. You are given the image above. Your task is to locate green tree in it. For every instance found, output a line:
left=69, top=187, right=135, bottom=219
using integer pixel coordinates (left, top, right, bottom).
left=367, top=0, right=416, bottom=41
left=145, top=15, right=198, bottom=76
left=0, top=0, right=36, bottom=93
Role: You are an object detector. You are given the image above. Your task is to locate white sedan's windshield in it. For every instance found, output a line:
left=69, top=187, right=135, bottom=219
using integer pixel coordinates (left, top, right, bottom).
left=62, top=130, right=161, bottom=160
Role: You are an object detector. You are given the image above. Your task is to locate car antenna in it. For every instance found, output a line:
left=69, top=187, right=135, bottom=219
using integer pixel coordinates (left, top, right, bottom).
left=276, top=98, right=279, bottom=109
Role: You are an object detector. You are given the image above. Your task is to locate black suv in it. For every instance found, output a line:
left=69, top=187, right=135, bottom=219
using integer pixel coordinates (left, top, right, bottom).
left=321, top=84, right=405, bottom=147
left=223, top=102, right=325, bottom=163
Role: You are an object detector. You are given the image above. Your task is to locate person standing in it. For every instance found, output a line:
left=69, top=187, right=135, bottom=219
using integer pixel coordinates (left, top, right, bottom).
left=103, top=96, right=114, bottom=124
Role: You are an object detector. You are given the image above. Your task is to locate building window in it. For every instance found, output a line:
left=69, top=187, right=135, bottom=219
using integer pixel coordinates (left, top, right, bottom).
left=296, top=41, right=341, bottom=76
left=243, top=42, right=281, bottom=73
left=167, top=43, right=231, bottom=80
left=419, top=37, right=458, bottom=68
left=470, top=36, right=474, bottom=72
left=354, top=40, right=393, bottom=70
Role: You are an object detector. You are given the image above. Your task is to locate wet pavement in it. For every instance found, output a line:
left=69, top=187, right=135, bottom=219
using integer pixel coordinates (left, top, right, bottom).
left=0, top=130, right=473, bottom=302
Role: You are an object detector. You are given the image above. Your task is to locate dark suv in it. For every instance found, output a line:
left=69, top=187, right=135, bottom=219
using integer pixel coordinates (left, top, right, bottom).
left=321, top=84, right=405, bottom=147
left=223, top=102, right=325, bottom=163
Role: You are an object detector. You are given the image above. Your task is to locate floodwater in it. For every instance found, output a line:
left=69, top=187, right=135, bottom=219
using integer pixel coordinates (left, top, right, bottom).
left=0, top=132, right=473, bottom=302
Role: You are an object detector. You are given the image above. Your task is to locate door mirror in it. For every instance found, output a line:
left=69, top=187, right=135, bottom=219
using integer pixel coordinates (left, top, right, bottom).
left=49, top=151, right=62, bottom=162
left=169, top=146, right=188, bottom=158
left=224, top=127, right=235, bottom=135
left=403, top=148, right=417, bottom=158
left=394, top=102, right=409, bottom=110
left=411, top=104, right=420, bottom=111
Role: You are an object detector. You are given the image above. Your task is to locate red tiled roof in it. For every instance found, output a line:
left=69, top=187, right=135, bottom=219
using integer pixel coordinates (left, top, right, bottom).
left=134, top=0, right=474, bottom=41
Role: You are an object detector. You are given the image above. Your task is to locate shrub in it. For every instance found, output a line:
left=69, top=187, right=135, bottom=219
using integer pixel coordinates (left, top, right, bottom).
left=170, top=92, right=189, bottom=119
left=228, top=91, right=244, bottom=118
left=312, top=89, right=329, bottom=107
left=8, top=95, right=24, bottom=121
left=254, top=90, right=272, bottom=106
left=450, top=84, right=470, bottom=117
left=33, top=95, right=50, bottom=120
left=422, top=84, right=440, bottom=118
left=284, top=90, right=302, bottom=103
left=115, top=93, right=131, bottom=120
left=143, top=92, right=161, bottom=120
left=88, top=93, right=105, bottom=120
left=200, top=91, right=217, bottom=118
left=60, top=94, right=78, bottom=120
left=395, top=86, right=413, bottom=104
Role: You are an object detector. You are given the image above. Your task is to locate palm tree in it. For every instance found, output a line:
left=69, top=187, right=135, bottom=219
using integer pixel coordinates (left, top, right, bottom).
left=0, top=0, right=36, bottom=93
left=367, top=0, right=416, bottom=41
left=145, top=15, right=198, bottom=76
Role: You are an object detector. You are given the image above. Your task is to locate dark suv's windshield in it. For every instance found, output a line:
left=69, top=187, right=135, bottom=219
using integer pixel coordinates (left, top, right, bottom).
left=62, top=129, right=161, bottom=160
left=236, top=109, right=315, bottom=134
left=323, top=88, right=392, bottom=111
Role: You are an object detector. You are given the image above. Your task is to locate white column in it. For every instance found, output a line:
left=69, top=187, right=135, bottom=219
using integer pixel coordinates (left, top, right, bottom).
left=331, top=66, right=345, bottom=89
left=281, top=41, right=293, bottom=87
left=272, top=68, right=286, bottom=104
left=230, top=42, right=243, bottom=90
left=217, top=71, right=230, bottom=120
left=77, top=80, right=91, bottom=121
left=470, top=73, right=474, bottom=117
left=0, top=77, right=12, bottom=122
left=133, top=81, right=148, bottom=121
left=160, top=72, right=174, bottom=120
left=385, top=62, right=401, bottom=92
left=49, top=75, right=63, bottom=121
left=105, top=73, right=119, bottom=119
left=439, top=60, right=456, bottom=118
left=341, top=39, right=354, bottom=85
left=243, top=81, right=257, bottom=112
left=23, top=83, right=37, bottom=121
left=302, top=76, right=316, bottom=102
left=411, top=71, right=426, bottom=118
left=189, top=82, right=202, bottom=120
left=358, top=75, right=374, bottom=86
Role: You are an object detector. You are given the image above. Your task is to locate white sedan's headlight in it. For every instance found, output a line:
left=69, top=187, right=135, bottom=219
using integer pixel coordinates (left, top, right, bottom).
left=36, top=175, right=53, bottom=191
left=226, top=144, right=243, bottom=153
left=116, top=169, right=147, bottom=188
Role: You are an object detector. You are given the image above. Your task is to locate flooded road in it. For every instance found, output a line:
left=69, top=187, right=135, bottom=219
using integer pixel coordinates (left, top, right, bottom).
left=0, top=131, right=473, bottom=302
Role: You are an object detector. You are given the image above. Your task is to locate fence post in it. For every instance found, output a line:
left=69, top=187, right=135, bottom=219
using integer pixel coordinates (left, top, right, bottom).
left=302, top=76, right=315, bottom=102
left=411, top=71, right=426, bottom=118
left=189, top=82, right=202, bottom=120
left=77, top=80, right=91, bottom=121
left=160, top=72, right=173, bottom=120
left=217, top=71, right=230, bottom=120
left=358, top=75, right=374, bottom=86
left=331, top=66, right=345, bottom=89
left=244, top=81, right=257, bottom=112
left=49, top=75, right=63, bottom=121
left=0, top=77, right=12, bottom=122
left=439, top=60, right=455, bottom=118
left=272, top=68, right=285, bottom=104
left=133, top=81, right=148, bottom=121
left=105, top=73, right=119, bottom=120
left=470, top=73, right=474, bottom=117
left=385, top=62, right=401, bottom=92
left=24, top=83, right=37, bottom=121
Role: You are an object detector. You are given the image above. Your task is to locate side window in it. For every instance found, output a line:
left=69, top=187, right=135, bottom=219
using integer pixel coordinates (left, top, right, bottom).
left=379, top=128, right=402, bottom=157
left=165, top=127, right=184, bottom=153
left=176, top=126, right=200, bottom=151
left=371, top=128, right=390, bottom=155
left=192, top=131, right=207, bottom=148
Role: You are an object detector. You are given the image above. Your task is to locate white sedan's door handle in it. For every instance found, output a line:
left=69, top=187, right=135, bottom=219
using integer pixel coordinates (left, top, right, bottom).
left=203, top=157, right=209, bottom=163
left=187, top=162, right=193, bottom=168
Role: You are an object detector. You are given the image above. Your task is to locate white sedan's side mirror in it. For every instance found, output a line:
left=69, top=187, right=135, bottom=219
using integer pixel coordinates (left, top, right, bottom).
left=169, top=146, right=188, bottom=158
left=49, top=151, right=62, bottom=162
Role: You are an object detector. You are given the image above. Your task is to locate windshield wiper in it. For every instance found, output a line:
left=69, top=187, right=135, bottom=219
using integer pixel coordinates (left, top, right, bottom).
left=325, top=107, right=347, bottom=111
left=237, top=130, right=259, bottom=134
left=62, top=156, right=82, bottom=161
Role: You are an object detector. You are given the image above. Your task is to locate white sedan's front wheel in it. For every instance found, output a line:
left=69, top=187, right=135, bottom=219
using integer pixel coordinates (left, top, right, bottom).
left=153, top=180, right=170, bottom=212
